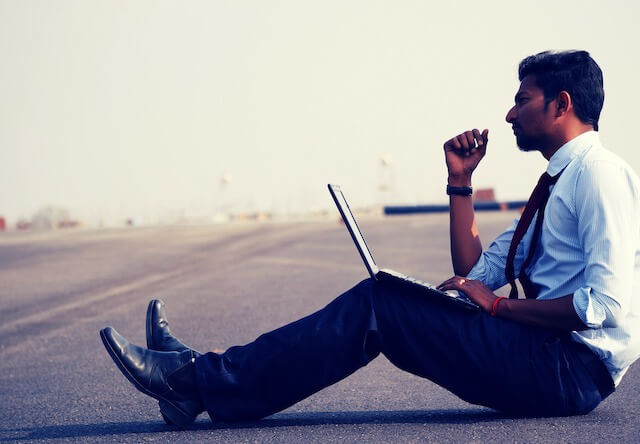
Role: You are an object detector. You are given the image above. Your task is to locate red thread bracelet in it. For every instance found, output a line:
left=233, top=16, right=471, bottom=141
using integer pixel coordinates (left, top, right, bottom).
left=491, top=296, right=506, bottom=317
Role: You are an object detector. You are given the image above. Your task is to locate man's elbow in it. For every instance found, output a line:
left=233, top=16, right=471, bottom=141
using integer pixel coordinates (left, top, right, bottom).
left=575, top=289, right=625, bottom=329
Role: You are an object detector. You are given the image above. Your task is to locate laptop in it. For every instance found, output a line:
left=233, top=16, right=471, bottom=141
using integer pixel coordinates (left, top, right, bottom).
left=328, top=184, right=479, bottom=311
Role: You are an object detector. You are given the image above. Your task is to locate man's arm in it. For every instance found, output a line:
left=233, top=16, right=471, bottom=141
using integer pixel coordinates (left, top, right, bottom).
left=498, top=295, right=587, bottom=330
left=571, top=160, right=638, bottom=329
left=443, top=129, right=488, bottom=275
left=436, top=276, right=587, bottom=331
left=439, top=128, right=586, bottom=331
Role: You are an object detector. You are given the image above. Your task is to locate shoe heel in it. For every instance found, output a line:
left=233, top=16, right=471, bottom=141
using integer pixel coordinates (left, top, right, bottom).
left=158, top=400, right=196, bottom=428
left=158, top=401, right=172, bottom=426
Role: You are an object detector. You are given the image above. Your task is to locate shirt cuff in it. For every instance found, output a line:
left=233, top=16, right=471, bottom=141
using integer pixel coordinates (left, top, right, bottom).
left=572, top=287, right=607, bottom=328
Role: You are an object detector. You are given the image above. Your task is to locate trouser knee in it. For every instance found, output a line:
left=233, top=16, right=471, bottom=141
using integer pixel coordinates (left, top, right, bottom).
left=334, top=278, right=379, bottom=316
left=350, top=278, right=378, bottom=300
left=339, top=278, right=385, bottom=359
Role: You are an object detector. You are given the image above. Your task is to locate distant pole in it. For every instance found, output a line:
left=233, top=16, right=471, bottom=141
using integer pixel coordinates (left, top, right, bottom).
left=377, top=153, right=394, bottom=206
left=219, top=172, right=233, bottom=219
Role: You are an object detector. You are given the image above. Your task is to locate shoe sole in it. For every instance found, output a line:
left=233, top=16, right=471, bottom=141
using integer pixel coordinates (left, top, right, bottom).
left=99, top=328, right=195, bottom=428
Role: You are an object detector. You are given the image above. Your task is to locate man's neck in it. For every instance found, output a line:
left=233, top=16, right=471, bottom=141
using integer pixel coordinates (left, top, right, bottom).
left=541, top=125, right=595, bottom=160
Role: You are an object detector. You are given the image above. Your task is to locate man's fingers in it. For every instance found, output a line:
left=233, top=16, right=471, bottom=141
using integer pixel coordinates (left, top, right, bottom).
left=464, top=131, right=476, bottom=150
left=457, top=134, right=469, bottom=150
left=439, top=281, right=461, bottom=291
left=455, top=132, right=476, bottom=158
left=472, top=128, right=483, bottom=147
left=443, top=128, right=489, bottom=157
left=444, top=136, right=462, bottom=151
left=437, top=276, right=466, bottom=290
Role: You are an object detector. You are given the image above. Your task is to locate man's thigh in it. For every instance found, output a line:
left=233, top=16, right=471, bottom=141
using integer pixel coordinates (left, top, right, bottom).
left=369, top=279, right=601, bottom=416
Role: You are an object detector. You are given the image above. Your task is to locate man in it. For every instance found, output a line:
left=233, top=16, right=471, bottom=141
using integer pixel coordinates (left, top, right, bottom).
left=100, top=50, right=640, bottom=428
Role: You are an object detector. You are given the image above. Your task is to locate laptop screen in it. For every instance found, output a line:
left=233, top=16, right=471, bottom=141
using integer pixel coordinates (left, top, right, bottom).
left=328, top=184, right=379, bottom=278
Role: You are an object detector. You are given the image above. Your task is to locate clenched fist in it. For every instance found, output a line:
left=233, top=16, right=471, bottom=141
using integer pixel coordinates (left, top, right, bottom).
left=443, top=129, right=489, bottom=186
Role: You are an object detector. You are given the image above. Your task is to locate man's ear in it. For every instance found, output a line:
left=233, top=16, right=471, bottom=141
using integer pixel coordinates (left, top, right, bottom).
left=555, top=91, right=572, bottom=117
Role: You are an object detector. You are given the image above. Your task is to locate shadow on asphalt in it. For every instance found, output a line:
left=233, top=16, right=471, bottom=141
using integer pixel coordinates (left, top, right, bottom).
left=1, top=408, right=509, bottom=441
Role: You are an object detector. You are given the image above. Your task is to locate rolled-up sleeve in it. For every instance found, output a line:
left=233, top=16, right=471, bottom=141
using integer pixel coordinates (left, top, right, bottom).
left=466, top=219, right=521, bottom=290
left=572, top=161, right=639, bottom=328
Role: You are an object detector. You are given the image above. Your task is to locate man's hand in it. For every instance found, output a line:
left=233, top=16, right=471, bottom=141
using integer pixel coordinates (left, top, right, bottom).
left=444, top=129, right=489, bottom=186
left=437, top=275, right=496, bottom=313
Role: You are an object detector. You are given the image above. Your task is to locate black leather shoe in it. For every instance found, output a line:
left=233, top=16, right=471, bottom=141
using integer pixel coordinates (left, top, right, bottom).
left=100, top=326, right=204, bottom=428
left=145, top=300, right=202, bottom=426
left=146, top=299, right=199, bottom=354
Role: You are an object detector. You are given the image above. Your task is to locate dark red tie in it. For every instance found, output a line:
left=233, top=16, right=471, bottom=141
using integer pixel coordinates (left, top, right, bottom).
left=505, top=170, right=563, bottom=299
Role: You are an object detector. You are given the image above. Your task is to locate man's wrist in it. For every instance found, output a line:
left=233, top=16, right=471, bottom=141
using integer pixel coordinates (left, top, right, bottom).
left=447, top=175, right=472, bottom=187
left=490, top=296, right=506, bottom=316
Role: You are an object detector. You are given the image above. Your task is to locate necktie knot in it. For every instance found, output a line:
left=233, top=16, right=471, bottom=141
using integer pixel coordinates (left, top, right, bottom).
left=541, top=171, right=563, bottom=186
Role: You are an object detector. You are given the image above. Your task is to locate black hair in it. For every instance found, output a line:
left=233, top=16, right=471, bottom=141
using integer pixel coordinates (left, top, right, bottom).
left=518, top=50, right=604, bottom=131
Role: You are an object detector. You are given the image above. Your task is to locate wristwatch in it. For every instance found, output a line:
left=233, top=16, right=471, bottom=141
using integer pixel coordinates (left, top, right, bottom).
left=446, top=184, right=473, bottom=196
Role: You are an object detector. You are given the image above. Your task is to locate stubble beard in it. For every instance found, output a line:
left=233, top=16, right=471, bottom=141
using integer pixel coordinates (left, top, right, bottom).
left=515, top=133, right=541, bottom=152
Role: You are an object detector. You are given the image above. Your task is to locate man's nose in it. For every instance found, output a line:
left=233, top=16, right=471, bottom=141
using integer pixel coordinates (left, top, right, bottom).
left=505, top=105, right=516, bottom=123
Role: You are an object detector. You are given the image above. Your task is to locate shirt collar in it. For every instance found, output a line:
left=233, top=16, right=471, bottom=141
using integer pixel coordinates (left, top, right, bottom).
left=547, top=131, right=600, bottom=176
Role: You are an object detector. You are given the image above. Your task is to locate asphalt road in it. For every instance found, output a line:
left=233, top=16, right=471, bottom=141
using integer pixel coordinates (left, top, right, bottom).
left=1, top=212, right=639, bottom=443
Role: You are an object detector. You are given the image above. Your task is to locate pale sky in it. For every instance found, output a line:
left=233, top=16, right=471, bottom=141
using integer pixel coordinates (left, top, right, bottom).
left=1, top=0, right=639, bottom=226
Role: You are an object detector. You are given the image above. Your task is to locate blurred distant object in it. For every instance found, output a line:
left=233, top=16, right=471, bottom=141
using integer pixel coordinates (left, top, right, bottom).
left=379, top=154, right=392, bottom=167
left=126, top=218, right=135, bottom=227
left=237, top=211, right=272, bottom=222
left=0, top=216, right=5, bottom=232
left=57, top=220, right=80, bottom=229
left=16, top=219, right=31, bottom=230
left=377, top=153, right=395, bottom=204
left=29, top=206, right=78, bottom=230
left=220, top=172, right=233, bottom=187
left=473, top=188, right=496, bottom=202
left=217, top=171, right=235, bottom=218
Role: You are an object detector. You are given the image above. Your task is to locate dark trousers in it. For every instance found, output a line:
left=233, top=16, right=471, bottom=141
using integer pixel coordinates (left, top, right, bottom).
left=193, top=279, right=605, bottom=421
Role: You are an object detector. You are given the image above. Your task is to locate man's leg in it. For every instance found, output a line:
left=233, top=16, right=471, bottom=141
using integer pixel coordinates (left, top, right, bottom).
left=194, top=279, right=603, bottom=421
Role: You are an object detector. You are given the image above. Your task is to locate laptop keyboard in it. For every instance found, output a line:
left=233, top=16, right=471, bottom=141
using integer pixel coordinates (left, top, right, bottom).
left=380, top=268, right=478, bottom=307
left=381, top=269, right=444, bottom=292
left=404, top=276, right=435, bottom=288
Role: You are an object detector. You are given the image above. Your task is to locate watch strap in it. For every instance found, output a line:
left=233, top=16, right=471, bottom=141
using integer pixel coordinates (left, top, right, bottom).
left=446, top=184, right=473, bottom=196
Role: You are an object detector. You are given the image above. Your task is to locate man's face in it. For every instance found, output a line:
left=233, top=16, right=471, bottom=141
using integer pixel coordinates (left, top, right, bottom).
left=505, top=75, right=554, bottom=151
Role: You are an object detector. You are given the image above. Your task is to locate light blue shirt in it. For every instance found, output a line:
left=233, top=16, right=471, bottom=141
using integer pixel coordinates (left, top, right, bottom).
left=467, top=131, right=640, bottom=386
